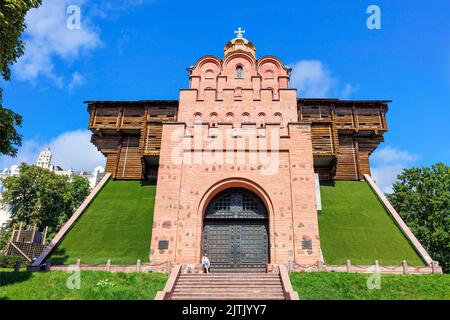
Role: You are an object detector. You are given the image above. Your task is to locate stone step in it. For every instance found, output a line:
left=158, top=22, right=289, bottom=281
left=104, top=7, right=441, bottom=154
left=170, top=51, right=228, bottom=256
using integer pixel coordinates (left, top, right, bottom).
left=180, top=274, right=280, bottom=279
left=179, top=275, right=280, bottom=279
left=175, top=284, right=283, bottom=288
left=174, top=289, right=284, bottom=295
left=180, top=272, right=278, bottom=277
left=177, top=280, right=281, bottom=286
left=171, top=294, right=286, bottom=300
left=170, top=271, right=286, bottom=300
left=177, top=278, right=281, bottom=282
left=174, top=286, right=283, bottom=292
left=178, top=276, right=280, bottom=281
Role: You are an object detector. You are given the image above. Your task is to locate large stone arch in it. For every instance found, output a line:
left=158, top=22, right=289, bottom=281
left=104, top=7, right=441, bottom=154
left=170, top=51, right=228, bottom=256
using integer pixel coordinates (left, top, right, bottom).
left=195, top=178, right=276, bottom=268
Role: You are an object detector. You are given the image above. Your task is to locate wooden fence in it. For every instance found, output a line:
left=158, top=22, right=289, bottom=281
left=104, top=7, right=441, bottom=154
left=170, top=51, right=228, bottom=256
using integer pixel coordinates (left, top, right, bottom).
left=46, top=259, right=173, bottom=274
left=287, top=260, right=442, bottom=275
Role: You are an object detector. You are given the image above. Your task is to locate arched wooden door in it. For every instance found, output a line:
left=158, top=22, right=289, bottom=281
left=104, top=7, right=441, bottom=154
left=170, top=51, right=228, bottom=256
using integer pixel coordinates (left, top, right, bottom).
left=202, top=188, right=269, bottom=272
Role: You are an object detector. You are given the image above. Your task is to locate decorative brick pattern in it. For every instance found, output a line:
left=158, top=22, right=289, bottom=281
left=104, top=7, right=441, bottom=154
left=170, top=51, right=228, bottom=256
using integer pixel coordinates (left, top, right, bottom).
left=150, top=36, right=321, bottom=267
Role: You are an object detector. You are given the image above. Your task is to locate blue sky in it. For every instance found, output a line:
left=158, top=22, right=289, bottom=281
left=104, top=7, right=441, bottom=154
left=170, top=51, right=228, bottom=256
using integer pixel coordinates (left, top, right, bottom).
left=1, top=0, right=449, bottom=192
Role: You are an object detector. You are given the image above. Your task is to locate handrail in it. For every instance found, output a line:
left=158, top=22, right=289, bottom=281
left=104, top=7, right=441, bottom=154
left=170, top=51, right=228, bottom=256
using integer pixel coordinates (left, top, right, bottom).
left=155, top=264, right=181, bottom=300
left=279, top=265, right=300, bottom=300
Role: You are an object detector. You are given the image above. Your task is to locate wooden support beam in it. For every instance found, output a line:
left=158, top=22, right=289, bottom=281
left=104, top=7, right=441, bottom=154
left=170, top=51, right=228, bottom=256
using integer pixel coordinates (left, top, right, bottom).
left=31, top=225, right=37, bottom=244
left=9, top=242, right=32, bottom=262
left=16, top=223, right=22, bottom=242
left=42, top=226, right=48, bottom=244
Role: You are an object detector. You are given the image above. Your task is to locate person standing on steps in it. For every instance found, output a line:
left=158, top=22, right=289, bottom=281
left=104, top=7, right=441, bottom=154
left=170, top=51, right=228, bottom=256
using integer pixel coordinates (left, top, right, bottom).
left=202, top=253, right=210, bottom=274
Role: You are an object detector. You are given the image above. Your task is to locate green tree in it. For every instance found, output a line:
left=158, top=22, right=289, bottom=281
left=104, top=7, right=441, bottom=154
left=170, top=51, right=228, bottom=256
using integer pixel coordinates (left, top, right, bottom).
left=0, top=90, right=23, bottom=157
left=388, top=163, right=450, bottom=272
left=0, top=0, right=43, bottom=156
left=0, top=164, right=91, bottom=233
left=0, top=0, right=42, bottom=81
left=66, top=174, right=91, bottom=214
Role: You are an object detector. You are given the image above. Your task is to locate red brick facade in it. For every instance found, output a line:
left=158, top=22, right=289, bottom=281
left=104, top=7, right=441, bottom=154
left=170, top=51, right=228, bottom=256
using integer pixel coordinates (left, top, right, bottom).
left=150, top=34, right=321, bottom=267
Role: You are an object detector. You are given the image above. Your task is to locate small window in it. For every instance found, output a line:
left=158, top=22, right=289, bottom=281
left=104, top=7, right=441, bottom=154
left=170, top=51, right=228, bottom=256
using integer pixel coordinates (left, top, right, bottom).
left=236, top=66, right=243, bottom=79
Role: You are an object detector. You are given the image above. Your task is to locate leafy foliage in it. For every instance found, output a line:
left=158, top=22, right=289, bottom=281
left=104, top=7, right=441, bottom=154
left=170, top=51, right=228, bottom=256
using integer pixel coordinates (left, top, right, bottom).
left=0, top=89, right=23, bottom=157
left=0, top=164, right=90, bottom=233
left=0, top=0, right=43, bottom=156
left=0, top=254, right=25, bottom=268
left=0, top=0, right=42, bottom=81
left=388, top=163, right=450, bottom=272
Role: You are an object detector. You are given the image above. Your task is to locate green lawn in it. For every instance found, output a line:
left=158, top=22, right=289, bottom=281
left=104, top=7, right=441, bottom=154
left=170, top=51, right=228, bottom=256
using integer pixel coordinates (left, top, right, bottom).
left=51, top=180, right=156, bottom=266
left=290, top=272, right=450, bottom=300
left=2, top=269, right=447, bottom=300
left=318, top=181, right=424, bottom=266
left=0, top=269, right=167, bottom=300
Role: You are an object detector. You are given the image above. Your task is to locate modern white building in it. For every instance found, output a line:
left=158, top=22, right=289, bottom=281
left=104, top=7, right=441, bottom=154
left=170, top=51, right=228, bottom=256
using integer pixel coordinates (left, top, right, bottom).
left=0, top=167, right=19, bottom=229
left=36, top=147, right=52, bottom=169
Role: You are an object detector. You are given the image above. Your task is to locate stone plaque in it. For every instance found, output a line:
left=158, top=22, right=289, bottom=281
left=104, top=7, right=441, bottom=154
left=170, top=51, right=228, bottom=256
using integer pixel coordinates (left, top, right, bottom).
left=158, top=240, right=169, bottom=250
left=301, top=240, right=312, bottom=250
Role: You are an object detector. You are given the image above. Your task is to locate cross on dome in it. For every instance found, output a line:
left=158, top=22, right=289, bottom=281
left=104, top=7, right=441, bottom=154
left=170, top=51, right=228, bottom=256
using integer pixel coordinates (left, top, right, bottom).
left=234, top=27, right=245, bottom=38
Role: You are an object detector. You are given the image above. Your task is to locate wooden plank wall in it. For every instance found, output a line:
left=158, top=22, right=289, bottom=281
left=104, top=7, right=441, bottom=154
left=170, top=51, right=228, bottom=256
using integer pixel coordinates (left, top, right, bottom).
left=142, top=107, right=177, bottom=156
left=105, top=153, right=118, bottom=174
left=299, top=102, right=388, bottom=181
left=314, top=166, right=332, bottom=181
left=335, top=135, right=359, bottom=180
left=88, top=103, right=177, bottom=180
left=116, top=135, right=142, bottom=180
left=310, top=123, right=334, bottom=154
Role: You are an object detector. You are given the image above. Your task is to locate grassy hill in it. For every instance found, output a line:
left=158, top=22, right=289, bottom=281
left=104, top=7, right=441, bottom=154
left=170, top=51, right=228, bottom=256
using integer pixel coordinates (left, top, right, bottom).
left=51, top=179, right=156, bottom=266
left=290, top=272, right=449, bottom=300
left=318, top=181, right=424, bottom=266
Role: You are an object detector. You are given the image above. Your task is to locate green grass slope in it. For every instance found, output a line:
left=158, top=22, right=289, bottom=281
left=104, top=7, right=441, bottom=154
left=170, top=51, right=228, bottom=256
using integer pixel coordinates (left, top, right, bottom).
left=0, top=269, right=167, bottom=300
left=51, top=180, right=156, bottom=266
left=291, top=272, right=450, bottom=300
left=318, top=181, right=424, bottom=266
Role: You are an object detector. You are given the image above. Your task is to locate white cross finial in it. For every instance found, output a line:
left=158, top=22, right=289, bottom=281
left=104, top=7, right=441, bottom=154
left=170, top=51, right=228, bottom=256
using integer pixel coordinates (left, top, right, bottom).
left=234, top=27, right=245, bottom=38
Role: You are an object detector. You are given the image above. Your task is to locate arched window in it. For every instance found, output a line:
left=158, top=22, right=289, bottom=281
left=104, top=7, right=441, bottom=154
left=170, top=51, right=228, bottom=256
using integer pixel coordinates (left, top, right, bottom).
left=236, top=66, right=243, bottom=79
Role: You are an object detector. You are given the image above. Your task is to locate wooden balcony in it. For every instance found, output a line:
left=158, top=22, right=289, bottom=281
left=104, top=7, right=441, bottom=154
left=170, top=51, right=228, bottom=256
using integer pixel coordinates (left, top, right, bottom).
left=298, top=99, right=389, bottom=134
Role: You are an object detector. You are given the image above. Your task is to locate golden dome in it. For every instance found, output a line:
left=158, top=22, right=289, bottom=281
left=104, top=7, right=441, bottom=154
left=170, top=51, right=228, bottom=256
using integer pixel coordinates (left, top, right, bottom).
left=224, top=28, right=256, bottom=57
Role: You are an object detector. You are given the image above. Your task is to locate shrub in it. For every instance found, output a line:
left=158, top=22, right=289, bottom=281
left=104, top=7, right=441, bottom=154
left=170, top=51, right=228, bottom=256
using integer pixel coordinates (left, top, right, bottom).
left=0, top=255, right=25, bottom=268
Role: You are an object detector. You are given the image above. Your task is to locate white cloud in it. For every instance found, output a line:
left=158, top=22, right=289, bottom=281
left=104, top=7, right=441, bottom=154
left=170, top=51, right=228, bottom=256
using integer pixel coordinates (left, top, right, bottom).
left=290, top=60, right=357, bottom=98
left=371, top=146, right=419, bottom=193
left=0, top=130, right=105, bottom=172
left=68, top=72, right=86, bottom=91
left=13, top=0, right=153, bottom=89
left=290, top=60, right=332, bottom=97
left=13, top=0, right=101, bottom=88
left=372, top=147, right=418, bottom=164
left=340, top=84, right=358, bottom=99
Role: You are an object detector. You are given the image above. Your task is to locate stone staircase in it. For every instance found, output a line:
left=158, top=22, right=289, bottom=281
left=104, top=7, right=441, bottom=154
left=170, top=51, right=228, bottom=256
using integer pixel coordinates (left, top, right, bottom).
left=155, top=265, right=299, bottom=300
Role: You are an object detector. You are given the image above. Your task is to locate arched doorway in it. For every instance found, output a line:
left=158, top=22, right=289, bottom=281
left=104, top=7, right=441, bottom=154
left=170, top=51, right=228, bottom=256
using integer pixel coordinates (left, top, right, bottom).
left=202, top=188, right=269, bottom=272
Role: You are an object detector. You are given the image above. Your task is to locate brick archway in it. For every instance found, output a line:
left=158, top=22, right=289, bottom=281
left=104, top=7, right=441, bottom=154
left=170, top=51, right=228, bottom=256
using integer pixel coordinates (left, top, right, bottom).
left=195, top=178, right=276, bottom=266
